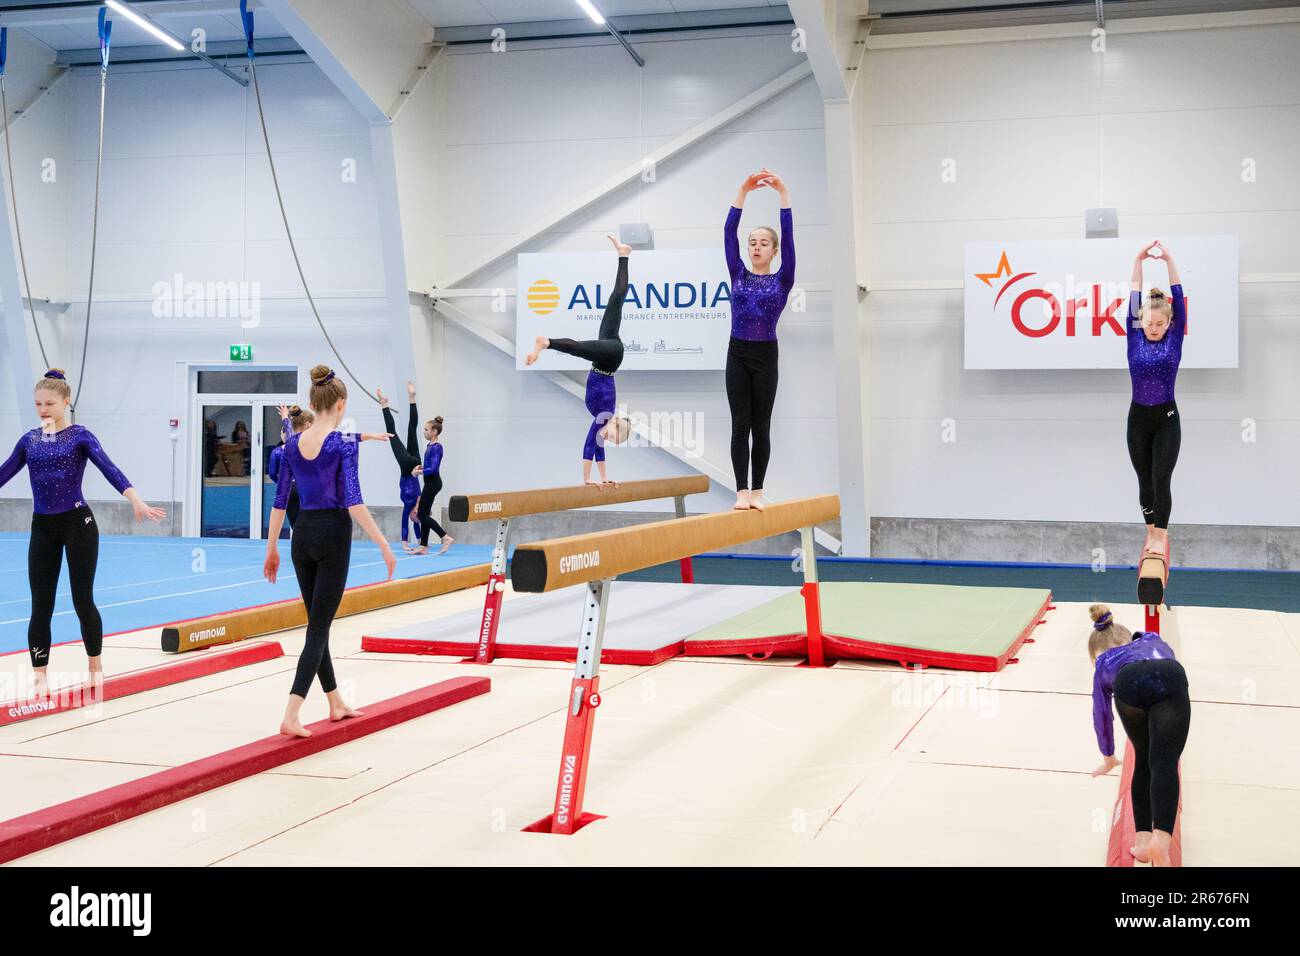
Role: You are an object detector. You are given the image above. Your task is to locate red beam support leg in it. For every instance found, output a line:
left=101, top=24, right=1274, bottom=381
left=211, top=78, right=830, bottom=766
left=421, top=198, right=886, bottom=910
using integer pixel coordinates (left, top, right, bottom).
left=525, top=578, right=612, bottom=835
left=472, top=518, right=511, bottom=664
left=798, top=525, right=828, bottom=667
left=1144, top=604, right=1160, bottom=635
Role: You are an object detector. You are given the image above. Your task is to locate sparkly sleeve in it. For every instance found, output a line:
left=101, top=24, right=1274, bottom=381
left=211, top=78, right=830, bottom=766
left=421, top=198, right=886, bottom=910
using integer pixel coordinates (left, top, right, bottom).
left=1127, top=290, right=1142, bottom=337
left=79, top=429, right=132, bottom=494
left=1092, top=665, right=1116, bottom=758
left=423, top=442, right=443, bottom=476
left=0, top=434, right=28, bottom=491
left=339, top=433, right=363, bottom=508
left=281, top=418, right=292, bottom=442
left=267, top=446, right=283, bottom=484
left=724, top=206, right=743, bottom=284
left=273, top=443, right=294, bottom=510
left=1170, top=284, right=1186, bottom=339
left=778, top=206, right=795, bottom=290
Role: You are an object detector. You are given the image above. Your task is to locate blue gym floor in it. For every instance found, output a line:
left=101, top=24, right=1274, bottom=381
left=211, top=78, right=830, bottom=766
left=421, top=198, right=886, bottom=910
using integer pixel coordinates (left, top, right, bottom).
left=0, top=533, right=493, bottom=655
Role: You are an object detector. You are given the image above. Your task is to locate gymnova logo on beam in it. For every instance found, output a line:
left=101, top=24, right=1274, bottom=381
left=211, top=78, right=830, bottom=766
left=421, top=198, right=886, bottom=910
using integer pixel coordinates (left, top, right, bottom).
left=187, top=625, right=227, bottom=644
left=559, top=550, right=600, bottom=574
left=555, top=753, right=578, bottom=825
left=473, top=501, right=503, bottom=514
left=49, top=886, right=151, bottom=936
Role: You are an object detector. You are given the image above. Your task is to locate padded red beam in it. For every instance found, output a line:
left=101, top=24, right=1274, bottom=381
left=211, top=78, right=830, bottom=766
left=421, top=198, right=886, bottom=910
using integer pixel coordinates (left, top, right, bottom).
left=1106, top=740, right=1182, bottom=867
left=0, top=641, right=285, bottom=726
left=0, top=675, right=490, bottom=864
left=362, top=634, right=682, bottom=667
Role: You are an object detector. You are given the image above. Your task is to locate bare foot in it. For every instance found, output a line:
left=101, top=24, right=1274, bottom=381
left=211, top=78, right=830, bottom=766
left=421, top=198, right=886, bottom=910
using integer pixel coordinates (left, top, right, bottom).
left=1130, top=831, right=1153, bottom=863
left=330, top=705, right=364, bottom=722
left=413, top=546, right=428, bottom=555
left=603, top=480, right=621, bottom=489
left=525, top=336, right=549, bottom=366
left=376, top=387, right=389, bottom=409
left=586, top=479, right=604, bottom=488
left=406, top=380, right=416, bottom=399
left=403, top=544, right=417, bottom=553
left=439, top=535, right=454, bottom=555
left=750, top=490, right=767, bottom=512
left=279, top=719, right=312, bottom=738
left=32, top=671, right=49, bottom=699
left=733, top=490, right=752, bottom=511
left=1147, top=831, right=1173, bottom=867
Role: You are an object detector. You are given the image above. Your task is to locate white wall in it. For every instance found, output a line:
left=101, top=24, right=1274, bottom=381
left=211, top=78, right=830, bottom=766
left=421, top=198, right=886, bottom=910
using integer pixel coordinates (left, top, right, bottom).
left=861, top=17, right=1300, bottom=527
left=2, top=56, right=400, bottom=511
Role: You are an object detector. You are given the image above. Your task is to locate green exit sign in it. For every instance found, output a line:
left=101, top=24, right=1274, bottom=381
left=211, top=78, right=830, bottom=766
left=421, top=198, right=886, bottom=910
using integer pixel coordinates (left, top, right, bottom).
left=230, top=344, right=253, bottom=362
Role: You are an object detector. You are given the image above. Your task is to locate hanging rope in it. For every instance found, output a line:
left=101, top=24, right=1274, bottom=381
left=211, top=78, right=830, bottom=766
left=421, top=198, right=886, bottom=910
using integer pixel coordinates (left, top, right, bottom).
left=0, top=27, right=53, bottom=372
left=71, top=8, right=112, bottom=419
left=239, top=0, right=378, bottom=404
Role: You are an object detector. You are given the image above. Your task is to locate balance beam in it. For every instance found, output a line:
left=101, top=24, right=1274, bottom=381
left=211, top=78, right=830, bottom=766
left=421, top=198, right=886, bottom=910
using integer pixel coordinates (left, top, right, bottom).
left=162, top=563, right=490, bottom=652
left=517, top=494, right=840, bottom=835
left=0, top=675, right=490, bottom=864
left=391, top=475, right=710, bottom=665
left=0, top=641, right=284, bottom=726
left=447, top=474, right=709, bottom=522
left=511, top=494, right=840, bottom=593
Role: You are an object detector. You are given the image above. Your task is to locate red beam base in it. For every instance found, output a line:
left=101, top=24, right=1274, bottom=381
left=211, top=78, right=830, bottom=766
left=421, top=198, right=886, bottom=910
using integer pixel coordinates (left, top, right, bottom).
left=472, top=573, right=507, bottom=664
left=0, top=641, right=284, bottom=727
left=1106, top=739, right=1183, bottom=867
left=525, top=676, right=602, bottom=835
left=679, top=557, right=694, bottom=584
left=0, top=675, right=490, bottom=864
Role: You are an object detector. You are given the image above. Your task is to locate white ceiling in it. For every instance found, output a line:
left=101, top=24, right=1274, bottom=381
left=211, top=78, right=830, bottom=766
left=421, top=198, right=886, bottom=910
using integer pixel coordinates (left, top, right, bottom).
left=403, top=0, right=790, bottom=30
left=0, top=2, right=292, bottom=55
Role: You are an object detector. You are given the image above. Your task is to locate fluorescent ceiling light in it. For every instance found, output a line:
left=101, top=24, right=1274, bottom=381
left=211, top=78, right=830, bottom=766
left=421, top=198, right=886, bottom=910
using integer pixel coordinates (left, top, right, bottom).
left=104, top=0, right=186, bottom=51
left=573, top=1, right=606, bottom=26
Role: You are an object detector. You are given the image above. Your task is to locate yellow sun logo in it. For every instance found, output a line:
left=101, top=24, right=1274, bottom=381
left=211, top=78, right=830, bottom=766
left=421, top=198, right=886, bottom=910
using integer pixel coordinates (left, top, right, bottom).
left=526, top=280, right=562, bottom=316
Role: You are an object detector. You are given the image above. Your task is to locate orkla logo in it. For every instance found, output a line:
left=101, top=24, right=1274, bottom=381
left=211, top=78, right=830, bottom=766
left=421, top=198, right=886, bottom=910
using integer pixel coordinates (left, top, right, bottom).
left=974, top=251, right=1190, bottom=339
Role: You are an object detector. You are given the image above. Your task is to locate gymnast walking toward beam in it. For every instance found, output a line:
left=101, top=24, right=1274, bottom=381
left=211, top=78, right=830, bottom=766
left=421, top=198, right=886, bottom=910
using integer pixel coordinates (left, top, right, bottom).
left=1086, top=604, right=1191, bottom=867
left=0, top=370, right=166, bottom=697
left=265, top=365, right=395, bottom=737
left=525, top=235, right=633, bottom=486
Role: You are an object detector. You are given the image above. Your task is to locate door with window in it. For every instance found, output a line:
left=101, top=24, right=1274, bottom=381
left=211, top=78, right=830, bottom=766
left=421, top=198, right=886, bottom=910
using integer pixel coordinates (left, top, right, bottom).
left=192, top=368, right=298, bottom=539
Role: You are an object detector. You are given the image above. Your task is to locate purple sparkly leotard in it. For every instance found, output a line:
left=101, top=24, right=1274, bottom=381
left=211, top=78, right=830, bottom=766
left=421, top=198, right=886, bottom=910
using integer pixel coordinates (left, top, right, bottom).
left=724, top=205, right=796, bottom=342
left=0, top=425, right=133, bottom=514
left=1127, top=284, right=1185, bottom=406
left=273, top=431, right=363, bottom=511
left=1092, top=631, right=1178, bottom=756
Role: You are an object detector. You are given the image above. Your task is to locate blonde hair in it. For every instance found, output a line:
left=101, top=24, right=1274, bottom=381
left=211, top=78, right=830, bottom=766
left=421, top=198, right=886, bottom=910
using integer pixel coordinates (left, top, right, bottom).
left=426, top=415, right=444, bottom=437
left=287, top=405, right=314, bottom=433
left=1088, top=603, right=1132, bottom=662
left=35, top=369, right=71, bottom=401
left=1141, top=288, right=1173, bottom=324
left=308, top=365, right=347, bottom=413
left=749, top=226, right=779, bottom=253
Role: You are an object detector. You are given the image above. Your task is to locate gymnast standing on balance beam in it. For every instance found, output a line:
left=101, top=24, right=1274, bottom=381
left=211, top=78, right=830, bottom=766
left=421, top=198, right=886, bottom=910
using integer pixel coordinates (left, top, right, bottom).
left=1125, top=240, right=1186, bottom=579
left=0, top=370, right=166, bottom=697
left=723, top=168, right=795, bottom=512
left=375, top=381, right=443, bottom=554
left=525, top=235, right=633, bottom=486
left=264, top=366, right=396, bottom=737
left=1086, top=604, right=1191, bottom=867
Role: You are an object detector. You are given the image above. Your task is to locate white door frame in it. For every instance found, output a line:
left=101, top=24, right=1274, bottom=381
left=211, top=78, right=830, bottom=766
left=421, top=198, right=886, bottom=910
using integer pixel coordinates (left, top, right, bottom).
left=184, top=364, right=299, bottom=539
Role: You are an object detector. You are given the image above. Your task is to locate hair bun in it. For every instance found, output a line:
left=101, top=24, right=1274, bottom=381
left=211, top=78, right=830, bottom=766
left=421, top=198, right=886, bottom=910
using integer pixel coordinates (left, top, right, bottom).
left=1148, top=288, right=1166, bottom=300
left=310, top=365, right=335, bottom=386
left=288, top=405, right=303, bottom=418
left=433, top=416, right=444, bottom=426
left=44, top=368, right=67, bottom=380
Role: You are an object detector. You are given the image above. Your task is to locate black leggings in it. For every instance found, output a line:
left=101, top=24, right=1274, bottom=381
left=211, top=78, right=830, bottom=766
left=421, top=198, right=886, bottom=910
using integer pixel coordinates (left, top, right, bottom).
left=382, top=401, right=421, bottom=474
left=28, top=506, right=103, bottom=667
left=418, top=474, right=448, bottom=547
left=285, top=486, right=300, bottom=530
left=288, top=509, right=352, bottom=698
left=1126, top=401, right=1181, bottom=530
left=547, top=256, right=627, bottom=374
left=726, top=337, right=779, bottom=491
left=1114, top=658, right=1191, bottom=834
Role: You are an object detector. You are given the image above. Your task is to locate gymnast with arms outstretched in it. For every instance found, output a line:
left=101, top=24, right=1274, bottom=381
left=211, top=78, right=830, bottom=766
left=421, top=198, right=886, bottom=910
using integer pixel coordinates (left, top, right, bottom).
left=525, top=235, right=633, bottom=487
left=0, top=370, right=166, bottom=697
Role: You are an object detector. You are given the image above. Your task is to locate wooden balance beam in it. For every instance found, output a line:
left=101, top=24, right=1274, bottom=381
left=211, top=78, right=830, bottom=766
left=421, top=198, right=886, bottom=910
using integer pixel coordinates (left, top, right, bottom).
left=162, top=563, right=490, bottom=653
left=367, top=474, right=712, bottom=665
left=512, top=494, right=840, bottom=835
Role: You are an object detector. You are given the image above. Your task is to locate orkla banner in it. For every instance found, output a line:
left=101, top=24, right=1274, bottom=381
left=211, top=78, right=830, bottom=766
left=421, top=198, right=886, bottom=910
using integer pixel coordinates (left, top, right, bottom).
left=516, top=250, right=732, bottom=370
left=963, top=236, right=1239, bottom=369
